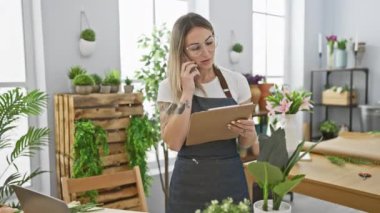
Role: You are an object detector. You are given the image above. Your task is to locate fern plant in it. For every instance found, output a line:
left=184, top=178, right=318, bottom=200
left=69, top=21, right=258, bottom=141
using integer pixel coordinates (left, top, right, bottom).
left=72, top=120, right=109, bottom=202
left=126, top=116, right=157, bottom=195
left=0, top=88, right=49, bottom=207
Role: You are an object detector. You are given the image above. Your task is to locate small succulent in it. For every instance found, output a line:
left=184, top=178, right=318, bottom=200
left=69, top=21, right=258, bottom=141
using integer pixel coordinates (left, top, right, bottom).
left=124, top=77, right=133, bottom=85
left=80, top=28, right=96, bottom=42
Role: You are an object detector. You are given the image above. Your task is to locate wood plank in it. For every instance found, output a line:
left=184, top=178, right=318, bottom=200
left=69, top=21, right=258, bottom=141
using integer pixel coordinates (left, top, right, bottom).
left=103, top=197, right=140, bottom=210
left=74, top=107, right=122, bottom=119
left=72, top=93, right=143, bottom=107
left=63, top=95, right=70, bottom=178
left=102, top=153, right=129, bottom=167
left=103, top=165, right=130, bottom=175
left=68, top=95, right=75, bottom=177
left=107, top=131, right=126, bottom=143
left=93, top=118, right=130, bottom=130
left=108, top=143, right=125, bottom=155
left=58, top=95, right=66, bottom=179
left=54, top=95, right=62, bottom=198
left=97, top=186, right=138, bottom=203
left=65, top=171, right=136, bottom=193
left=117, top=105, right=144, bottom=116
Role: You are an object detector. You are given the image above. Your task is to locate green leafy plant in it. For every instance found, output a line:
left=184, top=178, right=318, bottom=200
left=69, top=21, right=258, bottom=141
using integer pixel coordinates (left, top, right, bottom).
left=247, top=128, right=317, bottom=211
left=68, top=201, right=102, bottom=213
left=90, top=74, right=102, bottom=85
left=325, top=85, right=350, bottom=94
left=232, top=43, right=243, bottom=53
left=337, top=39, right=347, bottom=50
left=80, top=28, right=96, bottom=42
left=126, top=116, right=158, bottom=195
left=124, top=77, right=132, bottom=86
left=72, top=120, right=109, bottom=202
left=195, top=197, right=251, bottom=213
left=68, top=66, right=87, bottom=80
left=319, top=120, right=339, bottom=140
left=0, top=88, right=49, bottom=207
left=327, top=156, right=374, bottom=167
left=73, top=74, right=95, bottom=86
left=135, top=24, right=170, bottom=200
left=104, top=70, right=121, bottom=86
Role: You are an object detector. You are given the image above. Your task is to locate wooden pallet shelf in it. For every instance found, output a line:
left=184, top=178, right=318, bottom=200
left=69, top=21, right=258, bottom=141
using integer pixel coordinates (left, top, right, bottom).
left=54, top=93, right=144, bottom=199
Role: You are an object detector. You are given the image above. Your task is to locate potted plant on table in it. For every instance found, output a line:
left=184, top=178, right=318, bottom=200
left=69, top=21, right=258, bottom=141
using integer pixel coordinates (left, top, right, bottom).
left=247, top=128, right=317, bottom=212
left=243, top=73, right=264, bottom=105
left=335, top=39, right=348, bottom=68
left=230, top=42, right=243, bottom=64
left=73, top=74, right=95, bottom=95
left=90, top=74, right=102, bottom=93
left=68, top=65, right=87, bottom=92
left=104, top=69, right=121, bottom=93
left=124, top=77, right=134, bottom=93
left=79, top=28, right=96, bottom=56
left=319, top=120, right=339, bottom=140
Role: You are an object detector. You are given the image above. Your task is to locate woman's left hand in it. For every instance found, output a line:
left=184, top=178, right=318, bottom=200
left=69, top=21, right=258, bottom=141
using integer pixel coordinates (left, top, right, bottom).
left=227, top=118, right=256, bottom=139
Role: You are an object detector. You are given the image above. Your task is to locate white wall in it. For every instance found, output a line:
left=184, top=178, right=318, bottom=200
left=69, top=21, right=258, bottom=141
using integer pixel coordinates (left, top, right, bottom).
left=208, top=0, right=252, bottom=74
left=41, top=0, right=121, bottom=196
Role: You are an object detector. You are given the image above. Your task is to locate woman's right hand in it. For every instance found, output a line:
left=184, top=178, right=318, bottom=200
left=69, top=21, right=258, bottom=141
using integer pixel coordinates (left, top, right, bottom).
left=180, top=61, right=200, bottom=95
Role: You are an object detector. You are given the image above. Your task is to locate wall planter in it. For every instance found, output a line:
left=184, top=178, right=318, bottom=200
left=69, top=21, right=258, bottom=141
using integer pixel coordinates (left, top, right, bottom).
left=79, top=11, right=96, bottom=57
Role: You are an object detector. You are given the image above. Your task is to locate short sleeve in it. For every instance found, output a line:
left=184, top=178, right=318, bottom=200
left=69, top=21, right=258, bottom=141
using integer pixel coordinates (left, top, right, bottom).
left=157, top=78, right=174, bottom=103
left=236, top=73, right=251, bottom=104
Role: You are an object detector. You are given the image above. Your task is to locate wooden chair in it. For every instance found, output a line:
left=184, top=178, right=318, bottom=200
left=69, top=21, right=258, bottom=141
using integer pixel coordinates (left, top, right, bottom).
left=61, top=166, right=148, bottom=212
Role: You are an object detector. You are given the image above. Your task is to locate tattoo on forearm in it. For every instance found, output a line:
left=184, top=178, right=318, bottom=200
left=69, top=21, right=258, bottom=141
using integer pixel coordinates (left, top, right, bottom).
left=176, top=100, right=191, bottom=114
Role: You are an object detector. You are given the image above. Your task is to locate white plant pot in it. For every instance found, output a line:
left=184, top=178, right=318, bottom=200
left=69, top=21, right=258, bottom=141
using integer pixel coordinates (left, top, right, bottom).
left=335, top=49, right=348, bottom=68
left=284, top=113, right=303, bottom=155
left=229, top=51, right=241, bottom=64
left=79, top=39, right=96, bottom=57
left=253, top=200, right=291, bottom=213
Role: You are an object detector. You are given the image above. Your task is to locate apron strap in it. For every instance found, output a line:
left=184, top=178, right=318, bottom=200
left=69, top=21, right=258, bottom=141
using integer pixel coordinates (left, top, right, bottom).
left=214, top=65, right=232, bottom=98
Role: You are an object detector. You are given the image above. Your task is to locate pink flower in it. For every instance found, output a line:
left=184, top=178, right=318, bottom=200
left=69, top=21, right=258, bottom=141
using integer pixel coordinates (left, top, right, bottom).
left=266, top=101, right=276, bottom=117
left=299, top=97, right=313, bottom=111
left=274, top=98, right=292, bottom=116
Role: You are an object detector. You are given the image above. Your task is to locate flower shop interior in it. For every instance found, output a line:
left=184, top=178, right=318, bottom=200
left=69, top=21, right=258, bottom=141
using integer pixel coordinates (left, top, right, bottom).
left=1, top=0, right=379, bottom=213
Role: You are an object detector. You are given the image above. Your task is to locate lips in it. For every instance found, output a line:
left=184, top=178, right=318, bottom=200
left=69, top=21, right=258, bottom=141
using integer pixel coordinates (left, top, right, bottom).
left=200, top=59, right=212, bottom=64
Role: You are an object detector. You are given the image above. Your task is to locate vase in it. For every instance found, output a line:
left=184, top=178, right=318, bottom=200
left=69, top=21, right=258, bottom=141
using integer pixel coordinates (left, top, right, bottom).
left=258, top=83, right=274, bottom=112
left=229, top=51, right=240, bottom=64
left=326, top=45, right=334, bottom=68
left=284, top=113, right=303, bottom=155
left=250, top=85, right=261, bottom=105
left=335, top=49, right=347, bottom=68
left=253, top=200, right=292, bottom=213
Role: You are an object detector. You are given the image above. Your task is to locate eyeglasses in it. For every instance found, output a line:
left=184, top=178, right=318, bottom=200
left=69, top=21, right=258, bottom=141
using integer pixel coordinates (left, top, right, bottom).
left=185, top=35, right=217, bottom=57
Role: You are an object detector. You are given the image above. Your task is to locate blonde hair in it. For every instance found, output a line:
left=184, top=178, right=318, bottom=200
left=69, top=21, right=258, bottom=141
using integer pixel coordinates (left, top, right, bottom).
left=167, top=13, right=214, bottom=102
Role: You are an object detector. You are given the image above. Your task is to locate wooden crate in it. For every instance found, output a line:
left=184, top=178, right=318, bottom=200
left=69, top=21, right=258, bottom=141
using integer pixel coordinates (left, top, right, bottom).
left=322, top=89, right=357, bottom=106
left=54, top=93, right=144, bottom=199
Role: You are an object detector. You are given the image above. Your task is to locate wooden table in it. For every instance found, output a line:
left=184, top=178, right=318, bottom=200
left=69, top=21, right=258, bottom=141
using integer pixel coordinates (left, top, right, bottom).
left=244, top=153, right=380, bottom=212
left=90, top=208, right=145, bottom=213
left=290, top=153, right=380, bottom=212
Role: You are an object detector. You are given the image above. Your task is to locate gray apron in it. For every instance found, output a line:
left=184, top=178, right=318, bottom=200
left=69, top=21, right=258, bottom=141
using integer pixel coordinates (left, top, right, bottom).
left=167, top=95, right=250, bottom=213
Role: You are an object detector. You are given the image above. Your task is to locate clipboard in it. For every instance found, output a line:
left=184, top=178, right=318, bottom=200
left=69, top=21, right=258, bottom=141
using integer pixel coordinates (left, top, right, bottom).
left=186, top=103, right=255, bottom=146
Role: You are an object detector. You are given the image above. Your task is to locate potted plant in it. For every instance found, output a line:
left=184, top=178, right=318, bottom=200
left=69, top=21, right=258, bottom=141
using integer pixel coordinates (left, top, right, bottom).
left=90, top=74, right=102, bottom=93
left=335, top=39, right=348, bottom=68
left=73, top=74, right=95, bottom=94
left=230, top=42, right=243, bottom=64
left=104, top=69, right=121, bottom=93
left=319, top=120, right=339, bottom=140
left=243, top=73, right=264, bottom=105
left=247, top=128, right=317, bottom=213
left=100, top=78, right=112, bottom=94
left=68, top=65, right=87, bottom=92
left=0, top=88, right=49, bottom=208
left=79, top=28, right=96, bottom=56
left=124, top=77, right=134, bottom=93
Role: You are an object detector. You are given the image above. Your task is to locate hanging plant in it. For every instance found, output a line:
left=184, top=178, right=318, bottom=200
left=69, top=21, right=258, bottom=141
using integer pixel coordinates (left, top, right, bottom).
left=72, top=120, right=109, bottom=202
left=125, top=115, right=158, bottom=195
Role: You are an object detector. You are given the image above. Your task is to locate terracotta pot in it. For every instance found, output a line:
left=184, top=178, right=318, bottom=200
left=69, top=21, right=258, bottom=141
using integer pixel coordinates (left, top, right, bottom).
left=250, top=85, right=261, bottom=105
left=258, top=83, right=274, bottom=111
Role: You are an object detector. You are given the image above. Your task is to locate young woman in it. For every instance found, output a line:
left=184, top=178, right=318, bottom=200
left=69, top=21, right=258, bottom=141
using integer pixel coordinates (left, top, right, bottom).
left=157, top=12, right=259, bottom=212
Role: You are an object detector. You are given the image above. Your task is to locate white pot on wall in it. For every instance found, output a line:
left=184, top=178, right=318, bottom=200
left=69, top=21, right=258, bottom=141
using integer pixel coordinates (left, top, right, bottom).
left=229, top=51, right=241, bottom=64
left=79, top=39, right=96, bottom=57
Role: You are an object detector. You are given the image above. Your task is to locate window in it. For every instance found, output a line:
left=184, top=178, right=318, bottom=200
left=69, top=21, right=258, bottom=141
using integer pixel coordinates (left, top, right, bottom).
left=119, top=0, right=189, bottom=167
left=0, top=0, right=31, bottom=186
left=252, top=0, right=286, bottom=85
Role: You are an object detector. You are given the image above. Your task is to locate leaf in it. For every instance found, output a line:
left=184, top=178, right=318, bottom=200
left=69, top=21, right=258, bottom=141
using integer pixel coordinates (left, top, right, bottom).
left=258, top=128, right=288, bottom=170
left=273, top=174, right=305, bottom=198
left=247, top=162, right=283, bottom=185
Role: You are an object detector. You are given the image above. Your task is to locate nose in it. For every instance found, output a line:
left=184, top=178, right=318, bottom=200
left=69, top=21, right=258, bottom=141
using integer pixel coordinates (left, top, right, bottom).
left=199, top=44, right=211, bottom=57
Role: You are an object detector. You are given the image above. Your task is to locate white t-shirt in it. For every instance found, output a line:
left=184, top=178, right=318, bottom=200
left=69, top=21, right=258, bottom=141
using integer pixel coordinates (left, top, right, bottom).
left=157, top=66, right=251, bottom=104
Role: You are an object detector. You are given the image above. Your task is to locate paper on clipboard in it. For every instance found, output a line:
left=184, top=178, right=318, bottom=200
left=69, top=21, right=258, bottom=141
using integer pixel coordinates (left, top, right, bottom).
left=186, top=103, right=255, bottom=146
